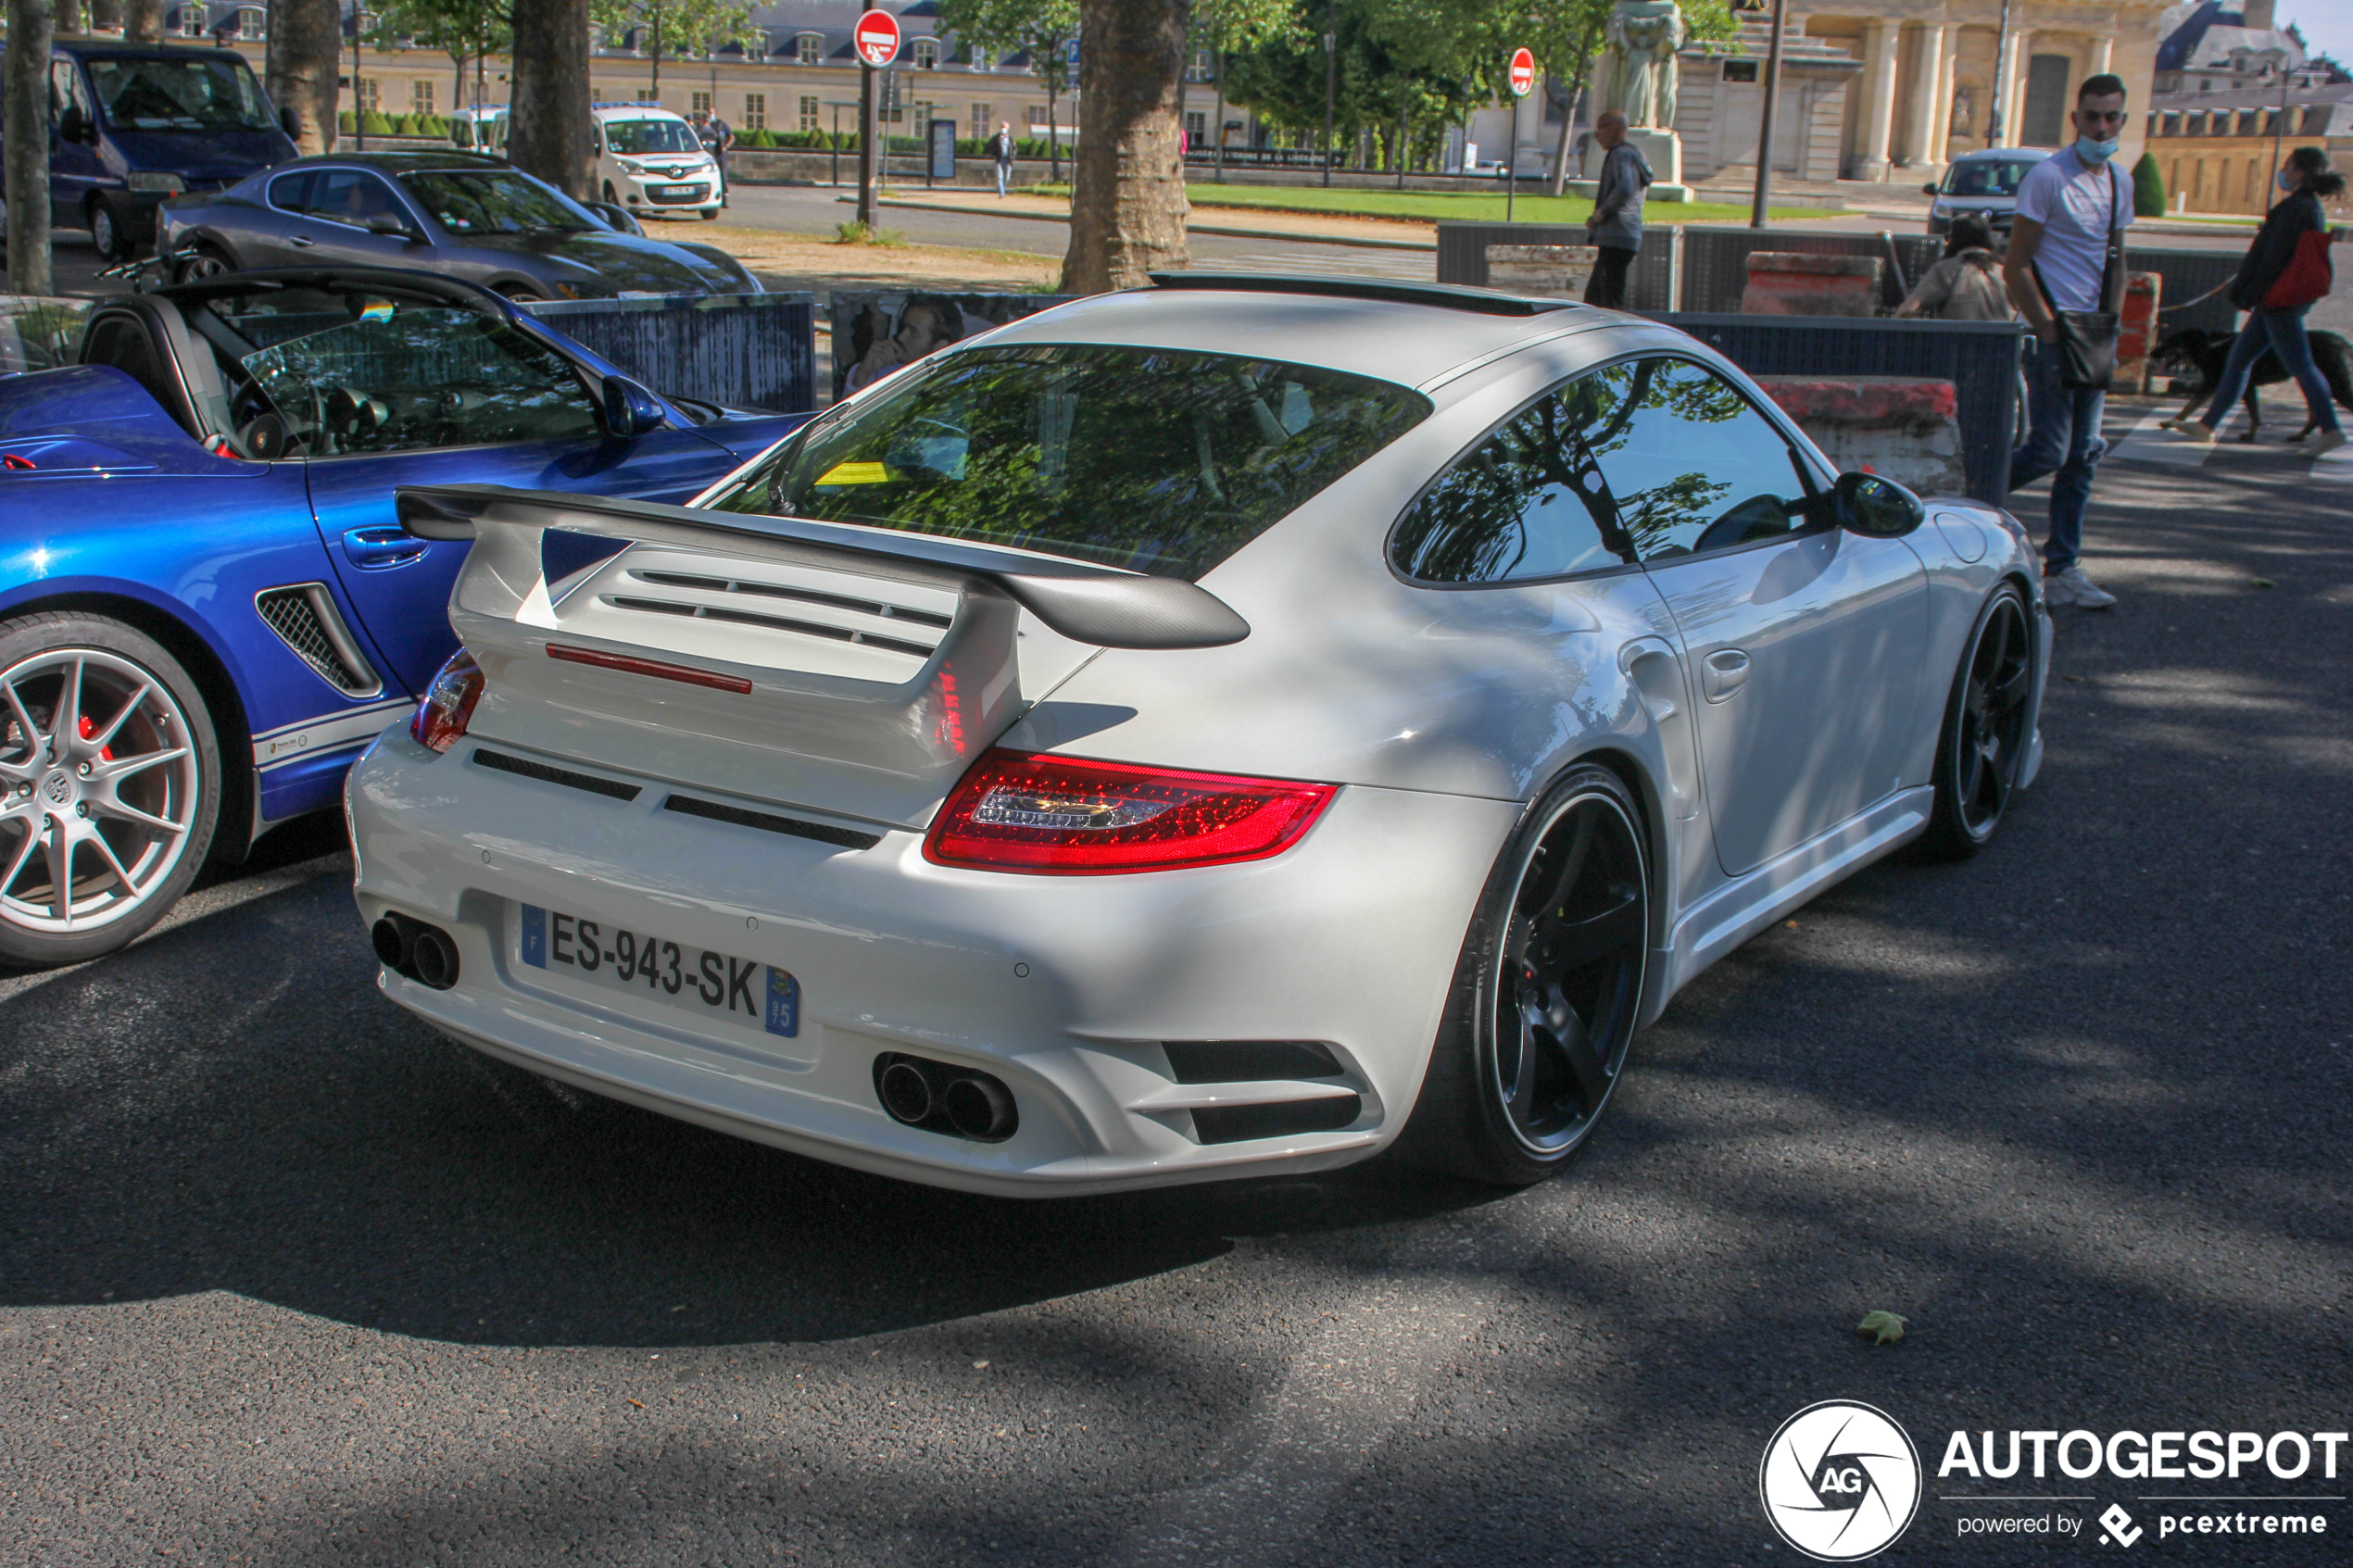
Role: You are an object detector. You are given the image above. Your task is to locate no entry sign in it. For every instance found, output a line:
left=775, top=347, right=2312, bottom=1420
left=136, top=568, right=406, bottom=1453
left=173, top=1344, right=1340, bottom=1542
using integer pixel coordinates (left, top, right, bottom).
left=1507, top=47, right=1536, bottom=97
left=854, top=9, right=902, bottom=69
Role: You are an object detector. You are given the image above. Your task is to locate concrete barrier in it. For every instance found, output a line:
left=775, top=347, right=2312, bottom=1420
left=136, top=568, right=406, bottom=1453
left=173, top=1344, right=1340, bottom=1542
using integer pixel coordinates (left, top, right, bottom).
left=1741, top=253, right=1884, bottom=317
left=1753, top=374, right=1968, bottom=497
left=1483, top=245, right=1601, bottom=298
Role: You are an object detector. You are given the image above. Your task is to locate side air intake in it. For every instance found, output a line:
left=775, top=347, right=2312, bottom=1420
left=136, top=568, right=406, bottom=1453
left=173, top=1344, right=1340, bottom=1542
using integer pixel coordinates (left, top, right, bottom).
left=255, top=583, right=384, bottom=698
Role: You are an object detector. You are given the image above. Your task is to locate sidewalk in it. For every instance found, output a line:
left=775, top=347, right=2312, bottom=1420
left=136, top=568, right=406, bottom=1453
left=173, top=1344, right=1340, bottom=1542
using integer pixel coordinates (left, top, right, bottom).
left=866, top=188, right=1438, bottom=251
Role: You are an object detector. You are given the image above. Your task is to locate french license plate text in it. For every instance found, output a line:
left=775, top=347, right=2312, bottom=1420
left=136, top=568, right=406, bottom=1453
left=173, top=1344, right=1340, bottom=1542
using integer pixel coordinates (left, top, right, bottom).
left=519, top=903, right=799, bottom=1037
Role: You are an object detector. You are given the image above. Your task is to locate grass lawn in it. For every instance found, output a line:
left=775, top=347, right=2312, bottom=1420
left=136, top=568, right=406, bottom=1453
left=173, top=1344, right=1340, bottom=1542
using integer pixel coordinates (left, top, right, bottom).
left=1171, top=182, right=1844, bottom=226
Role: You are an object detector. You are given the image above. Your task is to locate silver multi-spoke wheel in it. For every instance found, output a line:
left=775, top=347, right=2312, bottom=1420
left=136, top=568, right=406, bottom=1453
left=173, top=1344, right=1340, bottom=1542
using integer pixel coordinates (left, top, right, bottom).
left=0, top=616, right=220, bottom=966
left=0, top=650, right=200, bottom=933
left=1404, top=762, right=1651, bottom=1185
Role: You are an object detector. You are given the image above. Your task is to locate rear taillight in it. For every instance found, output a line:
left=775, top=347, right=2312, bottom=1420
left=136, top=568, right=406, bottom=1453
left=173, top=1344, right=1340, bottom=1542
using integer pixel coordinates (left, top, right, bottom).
left=410, top=649, right=484, bottom=754
left=925, top=749, right=1336, bottom=874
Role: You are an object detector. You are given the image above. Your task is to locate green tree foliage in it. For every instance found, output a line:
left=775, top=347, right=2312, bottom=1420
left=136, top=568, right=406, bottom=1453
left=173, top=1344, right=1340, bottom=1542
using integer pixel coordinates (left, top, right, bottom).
left=366, top=0, right=512, bottom=114
left=589, top=0, right=761, bottom=94
left=936, top=0, right=1081, bottom=176
left=2132, top=151, right=2168, bottom=217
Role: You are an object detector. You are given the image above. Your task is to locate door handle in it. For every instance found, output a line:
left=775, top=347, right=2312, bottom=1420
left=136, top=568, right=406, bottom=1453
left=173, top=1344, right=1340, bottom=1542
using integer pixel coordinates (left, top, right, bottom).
left=1703, top=648, right=1752, bottom=703
left=341, top=524, right=427, bottom=570
left=287, top=234, right=315, bottom=248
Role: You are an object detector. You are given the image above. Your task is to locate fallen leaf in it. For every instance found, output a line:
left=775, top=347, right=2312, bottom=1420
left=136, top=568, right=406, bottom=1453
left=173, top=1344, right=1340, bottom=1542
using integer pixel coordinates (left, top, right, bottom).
left=2249, top=577, right=2275, bottom=589
left=2062, top=674, right=2086, bottom=683
left=1783, top=920, right=1798, bottom=930
left=1856, top=1310, right=1907, bottom=1346
left=626, top=1399, right=647, bottom=1410
left=972, top=1360, right=990, bottom=1370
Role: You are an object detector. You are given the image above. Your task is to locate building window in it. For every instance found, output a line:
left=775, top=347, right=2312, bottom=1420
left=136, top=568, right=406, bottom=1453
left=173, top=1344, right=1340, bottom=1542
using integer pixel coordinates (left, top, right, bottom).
left=1186, top=50, right=1210, bottom=83
left=2247, top=157, right=2261, bottom=203
left=799, top=94, right=820, bottom=132
left=913, top=37, right=938, bottom=69
left=742, top=93, right=765, bottom=129
left=233, top=5, right=264, bottom=37
left=1722, top=57, right=1758, bottom=83
left=412, top=80, right=434, bottom=115
left=1185, top=109, right=1204, bottom=141
left=796, top=32, right=822, bottom=64
left=971, top=47, right=993, bottom=71
left=357, top=77, right=381, bottom=113
left=177, top=6, right=208, bottom=37
left=1027, top=104, right=1048, bottom=131
left=691, top=91, right=711, bottom=115
left=970, top=102, right=991, bottom=137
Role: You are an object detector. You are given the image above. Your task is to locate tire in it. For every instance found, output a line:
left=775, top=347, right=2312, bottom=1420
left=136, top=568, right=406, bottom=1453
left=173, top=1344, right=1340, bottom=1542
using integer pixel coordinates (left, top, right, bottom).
left=603, top=182, right=621, bottom=205
left=1399, top=763, right=1651, bottom=1186
left=87, top=197, right=127, bottom=261
left=0, top=613, right=221, bottom=967
left=1918, top=583, right=2034, bottom=860
left=495, top=284, right=546, bottom=304
left=173, top=241, right=235, bottom=284
left=699, top=207, right=720, bottom=220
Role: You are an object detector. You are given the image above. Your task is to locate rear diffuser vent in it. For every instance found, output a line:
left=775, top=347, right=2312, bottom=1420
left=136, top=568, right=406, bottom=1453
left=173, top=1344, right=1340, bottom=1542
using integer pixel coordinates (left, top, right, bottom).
left=472, top=747, right=641, bottom=801
left=254, top=584, right=383, bottom=698
left=1192, top=1097, right=1362, bottom=1145
left=662, top=794, right=881, bottom=850
left=608, top=567, right=951, bottom=663
left=1163, top=1040, right=1344, bottom=1085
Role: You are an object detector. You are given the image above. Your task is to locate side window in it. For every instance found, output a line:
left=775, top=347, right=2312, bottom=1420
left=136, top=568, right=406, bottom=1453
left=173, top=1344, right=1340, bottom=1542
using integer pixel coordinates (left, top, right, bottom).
left=1568, top=358, right=1818, bottom=560
left=50, top=60, right=92, bottom=121
left=267, top=169, right=314, bottom=212
left=1390, top=384, right=1633, bottom=584
left=301, top=169, right=408, bottom=231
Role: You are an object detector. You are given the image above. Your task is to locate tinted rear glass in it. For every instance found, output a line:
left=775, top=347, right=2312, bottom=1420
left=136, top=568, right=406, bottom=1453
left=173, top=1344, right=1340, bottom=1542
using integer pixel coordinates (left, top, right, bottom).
left=1943, top=158, right=2041, bottom=196
left=86, top=55, right=271, bottom=131
left=709, top=344, right=1430, bottom=581
left=401, top=170, right=596, bottom=232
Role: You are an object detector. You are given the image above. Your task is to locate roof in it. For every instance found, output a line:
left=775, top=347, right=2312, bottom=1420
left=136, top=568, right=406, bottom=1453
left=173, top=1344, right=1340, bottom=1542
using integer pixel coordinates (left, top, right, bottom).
left=50, top=39, right=249, bottom=58
left=1948, top=147, right=2052, bottom=163
left=979, top=283, right=1605, bottom=393
left=268, top=150, right=512, bottom=172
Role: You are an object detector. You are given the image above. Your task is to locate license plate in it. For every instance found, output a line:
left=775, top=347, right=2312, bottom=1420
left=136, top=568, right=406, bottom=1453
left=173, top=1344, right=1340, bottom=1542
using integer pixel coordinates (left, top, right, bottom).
left=519, top=903, right=799, bottom=1037
left=655, top=184, right=697, bottom=198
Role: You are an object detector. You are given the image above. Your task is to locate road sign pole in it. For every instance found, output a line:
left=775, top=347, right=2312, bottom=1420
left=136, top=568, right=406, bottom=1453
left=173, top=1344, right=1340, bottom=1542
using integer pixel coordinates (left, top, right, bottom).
left=1504, top=47, right=1535, bottom=226
left=859, top=64, right=877, bottom=228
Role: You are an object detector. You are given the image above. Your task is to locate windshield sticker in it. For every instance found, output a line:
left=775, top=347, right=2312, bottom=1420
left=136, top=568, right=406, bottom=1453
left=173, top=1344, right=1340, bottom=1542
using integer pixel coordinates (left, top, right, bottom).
left=815, top=461, right=891, bottom=486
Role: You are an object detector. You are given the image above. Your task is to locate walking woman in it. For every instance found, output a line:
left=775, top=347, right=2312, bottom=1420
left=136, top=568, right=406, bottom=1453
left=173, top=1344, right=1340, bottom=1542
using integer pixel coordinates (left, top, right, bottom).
left=2172, top=145, right=2346, bottom=452
left=1895, top=214, right=2013, bottom=320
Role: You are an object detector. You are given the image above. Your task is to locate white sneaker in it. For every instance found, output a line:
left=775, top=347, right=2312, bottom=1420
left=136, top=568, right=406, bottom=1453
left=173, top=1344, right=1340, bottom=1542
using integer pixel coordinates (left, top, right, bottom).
left=2172, top=422, right=2217, bottom=444
left=2044, top=566, right=2117, bottom=610
left=2312, top=429, right=2349, bottom=456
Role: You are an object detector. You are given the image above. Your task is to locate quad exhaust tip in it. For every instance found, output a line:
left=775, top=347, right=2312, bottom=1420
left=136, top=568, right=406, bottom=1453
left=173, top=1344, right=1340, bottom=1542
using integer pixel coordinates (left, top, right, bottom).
left=371, top=911, right=460, bottom=991
left=873, top=1052, right=1018, bottom=1143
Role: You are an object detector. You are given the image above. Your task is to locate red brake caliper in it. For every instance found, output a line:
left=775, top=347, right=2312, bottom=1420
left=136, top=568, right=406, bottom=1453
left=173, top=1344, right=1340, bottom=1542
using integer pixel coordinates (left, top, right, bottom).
left=77, top=713, right=115, bottom=762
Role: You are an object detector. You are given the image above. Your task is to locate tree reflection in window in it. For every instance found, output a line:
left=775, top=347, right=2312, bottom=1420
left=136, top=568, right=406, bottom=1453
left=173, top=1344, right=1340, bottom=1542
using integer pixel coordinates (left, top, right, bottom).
left=1390, top=392, right=1634, bottom=583
left=722, top=345, right=1429, bottom=583
left=1567, top=358, right=1814, bottom=560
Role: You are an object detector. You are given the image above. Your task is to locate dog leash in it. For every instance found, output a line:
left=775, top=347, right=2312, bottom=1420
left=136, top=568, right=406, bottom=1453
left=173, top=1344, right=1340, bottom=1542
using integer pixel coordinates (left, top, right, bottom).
left=2156, top=281, right=2232, bottom=315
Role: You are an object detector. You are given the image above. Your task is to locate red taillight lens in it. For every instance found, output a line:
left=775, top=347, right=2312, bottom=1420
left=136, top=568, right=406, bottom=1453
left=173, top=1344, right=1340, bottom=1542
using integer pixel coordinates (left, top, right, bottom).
left=925, top=749, right=1337, bottom=875
left=410, top=649, right=484, bottom=754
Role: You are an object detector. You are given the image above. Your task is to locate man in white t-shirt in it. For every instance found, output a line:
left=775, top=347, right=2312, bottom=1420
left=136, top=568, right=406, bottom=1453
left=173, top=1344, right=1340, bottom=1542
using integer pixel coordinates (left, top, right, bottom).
left=2004, top=74, right=2132, bottom=610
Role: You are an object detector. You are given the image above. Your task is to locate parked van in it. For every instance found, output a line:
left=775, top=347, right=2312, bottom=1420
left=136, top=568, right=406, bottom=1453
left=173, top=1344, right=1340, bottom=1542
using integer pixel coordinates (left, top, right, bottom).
left=449, top=105, right=509, bottom=155
left=590, top=102, right=723, bottom=220
left=0, top=40, right=298, bottom=258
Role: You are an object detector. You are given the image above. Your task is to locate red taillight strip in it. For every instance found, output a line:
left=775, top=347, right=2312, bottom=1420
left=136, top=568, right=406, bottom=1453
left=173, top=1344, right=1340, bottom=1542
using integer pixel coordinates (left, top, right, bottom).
left=0, top=455, right=34, bottom=471
left=546, top=644, right=754, bottom=695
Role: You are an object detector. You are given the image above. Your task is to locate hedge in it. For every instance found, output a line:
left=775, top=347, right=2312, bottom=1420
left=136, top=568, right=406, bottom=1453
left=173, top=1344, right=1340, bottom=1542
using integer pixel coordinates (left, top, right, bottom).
left=2132, top=151, right=2168, bottom=218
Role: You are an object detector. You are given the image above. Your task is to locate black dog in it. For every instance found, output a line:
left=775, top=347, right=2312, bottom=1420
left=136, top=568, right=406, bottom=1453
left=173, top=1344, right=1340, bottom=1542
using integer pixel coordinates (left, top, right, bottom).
left=2151, top=326, right=2353, bottom=442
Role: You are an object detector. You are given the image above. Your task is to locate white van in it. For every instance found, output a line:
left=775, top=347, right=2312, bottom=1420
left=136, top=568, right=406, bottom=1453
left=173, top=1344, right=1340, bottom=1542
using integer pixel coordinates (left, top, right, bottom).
left=449, top=105, right=509, bottom=155
left=591, top=102, right=723, bottom=220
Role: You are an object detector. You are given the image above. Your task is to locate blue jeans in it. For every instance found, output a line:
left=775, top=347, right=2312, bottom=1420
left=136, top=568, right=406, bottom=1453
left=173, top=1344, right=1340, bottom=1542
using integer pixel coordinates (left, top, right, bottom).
left=2008, top=335, right=2108, bottom=572
left=2201, top=304, right=2344, bottom=434
left=995, top=161, right=1010, bottom=196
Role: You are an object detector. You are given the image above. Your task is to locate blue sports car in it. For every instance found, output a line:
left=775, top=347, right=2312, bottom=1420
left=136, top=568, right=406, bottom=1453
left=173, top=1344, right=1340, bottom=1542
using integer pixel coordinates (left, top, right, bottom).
left=0, top=268, right=804, bottom=965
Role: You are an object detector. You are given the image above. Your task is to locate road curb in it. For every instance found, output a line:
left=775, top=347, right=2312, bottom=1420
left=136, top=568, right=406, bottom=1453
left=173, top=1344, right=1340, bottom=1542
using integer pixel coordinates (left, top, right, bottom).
left=850, top=195, right=1439, bottom=252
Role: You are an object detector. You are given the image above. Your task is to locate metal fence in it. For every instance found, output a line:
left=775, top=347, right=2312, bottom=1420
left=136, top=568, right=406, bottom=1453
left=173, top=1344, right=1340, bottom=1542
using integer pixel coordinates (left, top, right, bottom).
left=1678, top=227, right=1945, bottom=313
left=1653, top=313, right=2025, bottom=506
left=1435, top=222, right=1677, bottom=311
left=523, top=292, right=817, bottom=413
left=2123, top=246, right=2242, bottom=338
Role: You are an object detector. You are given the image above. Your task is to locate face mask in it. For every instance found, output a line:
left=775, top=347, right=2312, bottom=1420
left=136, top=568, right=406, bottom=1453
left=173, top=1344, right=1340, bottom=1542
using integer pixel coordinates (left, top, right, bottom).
left=2075, top=134, right=2120, bottom=163
left=2278, top=170, right=2296, bottom=192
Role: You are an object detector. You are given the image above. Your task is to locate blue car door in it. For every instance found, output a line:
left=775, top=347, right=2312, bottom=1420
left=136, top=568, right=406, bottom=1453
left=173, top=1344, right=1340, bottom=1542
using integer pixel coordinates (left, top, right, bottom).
left=47, top=56, right=102, bottom=226
left=309, top=426, right=744, bottom=697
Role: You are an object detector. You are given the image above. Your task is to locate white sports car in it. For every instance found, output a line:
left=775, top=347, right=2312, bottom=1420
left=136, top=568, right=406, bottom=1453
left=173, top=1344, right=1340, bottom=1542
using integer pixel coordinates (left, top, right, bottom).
left=346, top=275, right=2048, bottom=1196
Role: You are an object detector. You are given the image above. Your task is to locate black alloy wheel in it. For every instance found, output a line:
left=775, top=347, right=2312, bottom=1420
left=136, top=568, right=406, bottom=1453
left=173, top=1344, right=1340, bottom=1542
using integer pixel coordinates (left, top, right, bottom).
left=1403, top=763, right=1651, bottom=1185
left=174, top=242, right=234, bottom=284
left=1921, top=584, right=2033, bottom=859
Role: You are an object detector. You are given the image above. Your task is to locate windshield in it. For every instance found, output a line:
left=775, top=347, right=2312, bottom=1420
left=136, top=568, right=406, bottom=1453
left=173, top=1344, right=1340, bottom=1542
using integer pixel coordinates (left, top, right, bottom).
left=1944, top=158, right=2042, bottom=197
left=85, top=55, right=273, bottom=132
left=605, top=118, right=702, bottom=156
left=400, top=170, right=596, bottom=234
left=708, top=344, right=1430, bottom=581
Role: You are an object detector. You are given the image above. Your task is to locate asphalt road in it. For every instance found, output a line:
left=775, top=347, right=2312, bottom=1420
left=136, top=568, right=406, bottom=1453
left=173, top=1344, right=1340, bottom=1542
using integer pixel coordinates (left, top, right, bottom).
left=2, top=404, right=2347, bottom=1565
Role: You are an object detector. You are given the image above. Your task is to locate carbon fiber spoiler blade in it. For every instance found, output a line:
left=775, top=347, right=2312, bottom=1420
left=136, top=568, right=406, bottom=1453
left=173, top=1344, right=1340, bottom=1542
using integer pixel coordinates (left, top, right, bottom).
left=396, top=484, right=1250, bottom=651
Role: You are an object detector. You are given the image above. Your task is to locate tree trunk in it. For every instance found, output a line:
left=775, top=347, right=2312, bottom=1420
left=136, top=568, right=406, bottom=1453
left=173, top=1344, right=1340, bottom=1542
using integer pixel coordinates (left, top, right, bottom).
left=265, top=0, right=341, bottom=154
left=1547, top=71, right=1587, bottom=197
left=1045, top=73, right=1060, bottom=182
left=5, top=0, right=57, bottom=295
left=1061, top=0, right=1189, bottom=293
left=510, top=0, right=595, bottom=197
left=54, top=0, right=82, bottom=32
left=122, top=0, right=160, bottom=42
left=89, top=0, right=120, bottom=32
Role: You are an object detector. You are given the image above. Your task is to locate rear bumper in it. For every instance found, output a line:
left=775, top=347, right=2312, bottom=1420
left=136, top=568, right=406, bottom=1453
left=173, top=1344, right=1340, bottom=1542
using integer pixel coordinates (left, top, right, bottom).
left=346, top=732, right=1518, bottom=1197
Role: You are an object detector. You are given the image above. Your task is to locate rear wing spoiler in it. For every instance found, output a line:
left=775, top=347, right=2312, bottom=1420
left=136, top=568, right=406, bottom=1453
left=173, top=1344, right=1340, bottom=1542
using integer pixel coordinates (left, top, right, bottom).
left=395, top=485, right=1250, bottom=651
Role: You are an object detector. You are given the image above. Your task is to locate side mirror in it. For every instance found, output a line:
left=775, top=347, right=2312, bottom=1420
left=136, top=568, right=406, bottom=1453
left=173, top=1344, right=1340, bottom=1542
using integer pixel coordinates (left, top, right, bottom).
left=1832, top=471, right=1925, bottom=538
left=601, top=374, right=668, bottom=440
left=1922, top=181, right=1940, bottom=195
left=280, top=105, right=302, bottom=140
left=57, top=107, right=94, bottom=144
left=582, top=199, right=643, bottom=235
left=364, top=212, right=412, bottom=237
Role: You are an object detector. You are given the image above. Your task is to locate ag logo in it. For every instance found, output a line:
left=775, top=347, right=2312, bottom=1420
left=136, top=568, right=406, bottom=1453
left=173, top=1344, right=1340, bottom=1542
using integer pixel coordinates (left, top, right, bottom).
left=1759, top=1400, right=1922, bottom=1561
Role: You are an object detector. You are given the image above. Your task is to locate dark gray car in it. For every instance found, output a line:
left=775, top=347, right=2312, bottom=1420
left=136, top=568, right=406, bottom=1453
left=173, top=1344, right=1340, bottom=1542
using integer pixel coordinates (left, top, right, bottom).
left=154, top=151, right=760, bottom=300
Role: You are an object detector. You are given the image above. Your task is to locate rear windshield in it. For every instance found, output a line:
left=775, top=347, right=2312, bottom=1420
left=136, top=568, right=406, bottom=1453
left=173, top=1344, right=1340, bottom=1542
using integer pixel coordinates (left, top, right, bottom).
left=1943, top=158, right=2042, bottom=197
left=86, top=55, right=273, bottom=132
left=400, top=170, right=596, bottom=233
left=707, top=344, right=1431, bottom=581
left=605, top=118, right=700, bottom=155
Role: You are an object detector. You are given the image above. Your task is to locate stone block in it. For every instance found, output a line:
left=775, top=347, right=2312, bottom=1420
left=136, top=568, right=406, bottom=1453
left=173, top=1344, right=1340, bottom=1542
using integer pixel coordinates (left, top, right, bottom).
left=1753, top=373, right=1968, bottom=498
left=1485, top=245, right=1602, bottom=297
left=1741, top=252, right=1883, bottom=317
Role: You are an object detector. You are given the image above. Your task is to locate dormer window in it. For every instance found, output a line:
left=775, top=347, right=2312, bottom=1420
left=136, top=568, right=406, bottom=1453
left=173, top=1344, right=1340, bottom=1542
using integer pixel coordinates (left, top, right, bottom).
left=796, top=31, right=822, bottom=64
left=177, top=6, right=208, bottom=37
left=913, top=37, right=937, bottom=69
left=970, top=47, right=993, bottom=70
left=234, top=6, right=264, bottom=37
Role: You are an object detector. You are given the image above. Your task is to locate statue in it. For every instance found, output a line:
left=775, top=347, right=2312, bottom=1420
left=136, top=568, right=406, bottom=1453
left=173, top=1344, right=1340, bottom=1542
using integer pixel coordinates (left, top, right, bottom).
left=1603, top=0, right=1688, bottom=130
